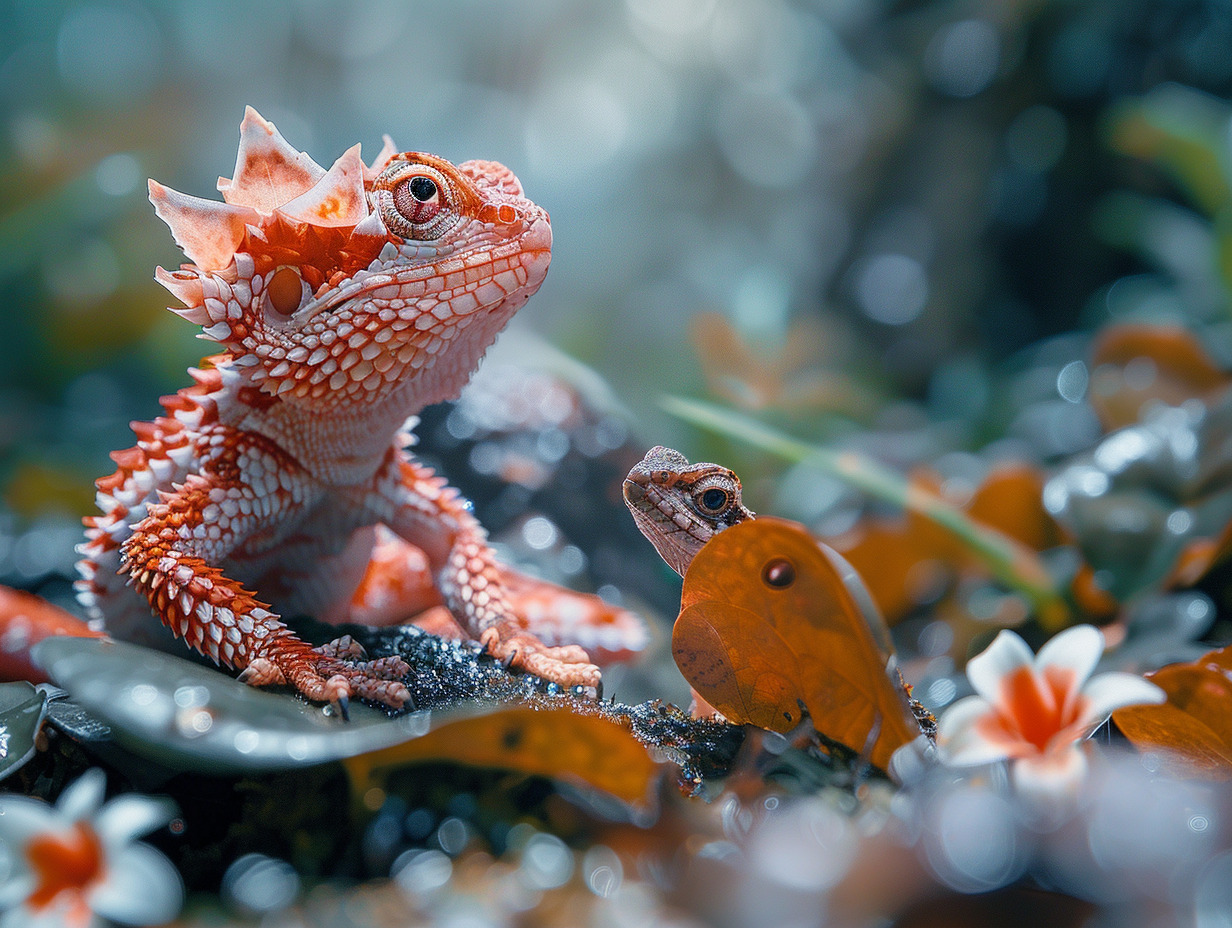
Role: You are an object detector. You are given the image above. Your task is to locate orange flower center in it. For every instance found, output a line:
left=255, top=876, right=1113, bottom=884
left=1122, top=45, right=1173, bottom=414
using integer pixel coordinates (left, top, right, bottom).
left=26, top=821, right=105, bottom=910
left=975, top=660, right=1084, bottom=754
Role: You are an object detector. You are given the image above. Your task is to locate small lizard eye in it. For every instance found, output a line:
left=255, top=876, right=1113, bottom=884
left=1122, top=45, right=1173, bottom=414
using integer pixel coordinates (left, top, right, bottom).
left=696, top=487, right=731, bottom=514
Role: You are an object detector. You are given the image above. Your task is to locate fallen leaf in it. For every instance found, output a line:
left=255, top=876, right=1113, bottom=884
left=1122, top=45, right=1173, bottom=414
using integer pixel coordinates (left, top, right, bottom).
left=34, top=636, right=417, bottom=774
left=675, top=517, right=919, bottom=771
left=834, top=464, right=1061, bottom=631
left=344, top=705, right=660, bottom=816
left=1113, top=645, right=1232, bottom=780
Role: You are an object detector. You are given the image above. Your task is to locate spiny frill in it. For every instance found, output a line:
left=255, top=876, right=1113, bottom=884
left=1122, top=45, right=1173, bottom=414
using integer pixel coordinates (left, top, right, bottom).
left=148, top=105, right=398, bottom=343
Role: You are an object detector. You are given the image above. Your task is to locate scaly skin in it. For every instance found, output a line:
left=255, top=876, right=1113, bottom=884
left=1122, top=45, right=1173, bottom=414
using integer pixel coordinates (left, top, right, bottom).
left=71, top=107, right=636, bottom=710
left=622, top=446, right=755, bottom=576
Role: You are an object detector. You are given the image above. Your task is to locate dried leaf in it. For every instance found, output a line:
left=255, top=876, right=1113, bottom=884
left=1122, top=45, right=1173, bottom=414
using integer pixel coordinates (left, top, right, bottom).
left=0, top=587, right=103, bottom=684
left=675, top=517, right=919, bottom=771
left=967, top=464, right=1060, bottom=552
left=835, top=464, right=1060, bottom=628
left=1114, top=646, right=1232, bottom=780
left=344, top=706, right=660, bottom=814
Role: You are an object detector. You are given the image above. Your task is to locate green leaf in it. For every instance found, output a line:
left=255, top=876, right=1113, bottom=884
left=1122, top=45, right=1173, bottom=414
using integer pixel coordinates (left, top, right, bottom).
left=0, top=681, right=48, bottom=781
left=1106, top=84, right=1232, bottom=217
left=34, top=637, right=426, bottom=774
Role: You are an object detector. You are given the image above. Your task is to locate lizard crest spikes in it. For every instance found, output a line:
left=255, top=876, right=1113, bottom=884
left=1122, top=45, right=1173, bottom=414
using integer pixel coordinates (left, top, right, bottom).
left=623, top=446, right=755, bottom=576
left=72, top=107, right=624, bottom=712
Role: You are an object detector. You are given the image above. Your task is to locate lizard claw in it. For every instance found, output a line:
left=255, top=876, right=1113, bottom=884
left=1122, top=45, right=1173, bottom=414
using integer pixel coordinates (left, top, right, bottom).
left=237, top=657, right=285, bottom=687
left=331, top=688, right=350, bottom=722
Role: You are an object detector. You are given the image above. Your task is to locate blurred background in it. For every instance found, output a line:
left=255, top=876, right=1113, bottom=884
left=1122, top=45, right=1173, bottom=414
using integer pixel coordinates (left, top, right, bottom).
left=2, top=0, right=1231, bottom=611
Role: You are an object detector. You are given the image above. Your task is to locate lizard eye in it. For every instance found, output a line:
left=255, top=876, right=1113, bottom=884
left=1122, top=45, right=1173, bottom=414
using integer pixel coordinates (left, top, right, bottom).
left=375, top=161, right=459, bottom=242
left=392, top=175, right=441, bottom=225
left=695, top=486, right=732, bottom=515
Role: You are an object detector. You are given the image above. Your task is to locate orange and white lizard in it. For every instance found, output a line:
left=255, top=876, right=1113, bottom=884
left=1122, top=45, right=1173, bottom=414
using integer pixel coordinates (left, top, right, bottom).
left=5, top=107, right=645, bottom=710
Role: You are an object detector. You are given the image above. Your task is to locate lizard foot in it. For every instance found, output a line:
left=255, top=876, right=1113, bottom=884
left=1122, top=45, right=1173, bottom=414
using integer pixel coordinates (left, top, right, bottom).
left=479, top=627, right=601, bottom=689
left=238, top=643, right=412, bottom=711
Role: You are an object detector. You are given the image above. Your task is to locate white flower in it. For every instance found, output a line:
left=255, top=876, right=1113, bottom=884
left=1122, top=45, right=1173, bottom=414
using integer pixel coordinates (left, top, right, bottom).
left=0, top=769, right=183, bottom=928
left=937, top=625, right=1165, bottom=803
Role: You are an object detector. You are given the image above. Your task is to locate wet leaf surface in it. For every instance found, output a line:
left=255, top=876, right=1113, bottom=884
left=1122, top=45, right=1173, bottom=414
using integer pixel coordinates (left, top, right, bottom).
left=34, top=637, right=433, bottom=773
left=0, top=681, right=47, bottom=780
left=31, top=625, right=744, bottom=798
left=1089, top=324, right=1231, bottom=431
left=1046, top=392, right=1232, bottom=601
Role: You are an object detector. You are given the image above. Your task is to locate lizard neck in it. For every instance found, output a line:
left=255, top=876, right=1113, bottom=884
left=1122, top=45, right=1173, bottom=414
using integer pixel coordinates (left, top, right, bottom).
left=236, top=382, right=418, bottom=485
left=218, top=309, right=509, bottom=486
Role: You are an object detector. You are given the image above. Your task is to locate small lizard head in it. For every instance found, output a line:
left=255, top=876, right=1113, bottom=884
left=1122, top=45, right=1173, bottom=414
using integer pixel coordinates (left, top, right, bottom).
left=623, top=446, right=755, bottom=576
left=148, top=107, right=550, bottom=410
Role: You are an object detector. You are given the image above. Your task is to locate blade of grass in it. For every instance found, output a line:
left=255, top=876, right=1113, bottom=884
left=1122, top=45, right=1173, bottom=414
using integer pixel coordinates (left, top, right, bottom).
left=663, top=395, right=1070, bottom=631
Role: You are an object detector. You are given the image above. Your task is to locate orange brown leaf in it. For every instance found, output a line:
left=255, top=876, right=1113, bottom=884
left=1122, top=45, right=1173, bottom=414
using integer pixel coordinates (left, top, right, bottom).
left=833, top=464, right=1061, bottom=630
left=343, top=706, right=661, bottom=813
left=1113, top=647, right=1232, bottom=780
left=1089, top=324, right=1231, bottom=431
left=675, top=517, right=919, bottom=771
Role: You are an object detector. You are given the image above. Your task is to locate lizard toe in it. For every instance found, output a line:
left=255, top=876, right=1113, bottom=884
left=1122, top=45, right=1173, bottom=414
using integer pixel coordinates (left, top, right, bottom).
left=485, top=631, right=601, bottom=689
left=236, top=657, right=286, bottom=687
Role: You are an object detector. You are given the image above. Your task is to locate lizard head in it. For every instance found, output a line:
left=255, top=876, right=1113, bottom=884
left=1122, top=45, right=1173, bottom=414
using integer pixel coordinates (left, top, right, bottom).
left=623, top=446, right=755, bottom=576
left=148, top=106, right=551, bottom=410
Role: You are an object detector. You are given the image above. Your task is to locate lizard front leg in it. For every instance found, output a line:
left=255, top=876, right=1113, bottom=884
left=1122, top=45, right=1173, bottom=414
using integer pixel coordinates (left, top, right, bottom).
left=374, top=455, right=600, bottom=689
left=122, top=469, right=410, bottom=710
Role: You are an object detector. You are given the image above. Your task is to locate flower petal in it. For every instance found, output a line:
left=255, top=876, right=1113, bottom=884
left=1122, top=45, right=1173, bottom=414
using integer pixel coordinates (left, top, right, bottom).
left=1011, top=745, right=1088, bottom=823
left=966, top=631, right=1034, bottom=704
left=1035, top=625, right=1103, bottom=685
left=0, top=874, right=36, bottom=909
left=55, top=769, right=105, bottom=823
left=937, top=697, right=1005, bottom=765
left=0, top=796, right=63, bottom=844
left=936, top=696, right=1037, bottom=764
left=89, top=842, right=183, bottom=926
left=8, top=899, right=99, bottom=928
left=93, top=796, right=177, bottom=848
left=1077, top=672, right=1166, bottom=730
